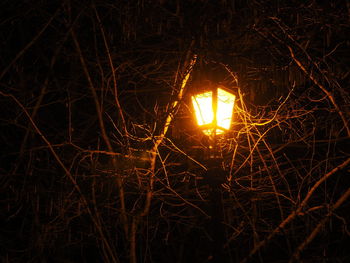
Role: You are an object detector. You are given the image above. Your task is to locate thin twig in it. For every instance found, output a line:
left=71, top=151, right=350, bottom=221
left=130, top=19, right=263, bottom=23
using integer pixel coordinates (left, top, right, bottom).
left=241, top=157, right=350, bottom=263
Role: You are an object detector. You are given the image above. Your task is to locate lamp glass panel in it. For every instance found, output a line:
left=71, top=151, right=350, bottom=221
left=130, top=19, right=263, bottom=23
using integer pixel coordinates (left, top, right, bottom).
left=217, top=88, right=235, bottom=130
left=192, top=91, right=214, bottom=126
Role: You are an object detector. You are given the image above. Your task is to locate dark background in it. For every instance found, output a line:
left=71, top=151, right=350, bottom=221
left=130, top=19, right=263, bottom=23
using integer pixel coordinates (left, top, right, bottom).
left=1, top=0, right=349, bottom=262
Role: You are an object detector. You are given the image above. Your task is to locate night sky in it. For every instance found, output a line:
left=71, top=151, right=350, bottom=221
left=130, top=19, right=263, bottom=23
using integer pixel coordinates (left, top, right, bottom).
left=1, top=1, right=350, bottom=262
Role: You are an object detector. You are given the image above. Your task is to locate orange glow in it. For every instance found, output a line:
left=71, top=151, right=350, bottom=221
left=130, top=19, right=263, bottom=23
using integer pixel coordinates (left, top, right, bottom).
left=192, top=87, right=235, bottom=136
left=192, top=91, right=213, bottom=127
left=217, top=88, right=236, bottom=130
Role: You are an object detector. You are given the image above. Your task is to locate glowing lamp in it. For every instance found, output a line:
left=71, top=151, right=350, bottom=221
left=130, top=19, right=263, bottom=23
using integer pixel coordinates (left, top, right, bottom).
left=192, top=86, right=236, bottom=137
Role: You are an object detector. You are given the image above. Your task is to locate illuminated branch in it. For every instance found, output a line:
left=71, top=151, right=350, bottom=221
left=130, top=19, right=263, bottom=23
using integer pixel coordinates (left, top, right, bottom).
left=126, top=52, right=198, bottom=263
left=141, top=52, right=197, bottom=217
left=154, top=52, right=198, bottom=152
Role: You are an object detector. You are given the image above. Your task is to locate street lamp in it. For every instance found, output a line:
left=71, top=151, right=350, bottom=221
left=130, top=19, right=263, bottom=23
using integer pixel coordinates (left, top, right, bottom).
left=191, top=84, right=236, bottom=262
left=191, top=85, right=236, bottom=138
left=192, top=84, right=236, bottom=158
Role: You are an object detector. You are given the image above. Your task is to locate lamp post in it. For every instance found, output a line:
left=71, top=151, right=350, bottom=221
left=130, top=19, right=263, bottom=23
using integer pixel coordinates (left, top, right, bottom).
left=191, top=84, right=236, bottom=262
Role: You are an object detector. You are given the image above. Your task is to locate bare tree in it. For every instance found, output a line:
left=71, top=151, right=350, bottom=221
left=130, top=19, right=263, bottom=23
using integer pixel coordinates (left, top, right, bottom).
left=1, top=1, right=349, bottom=262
